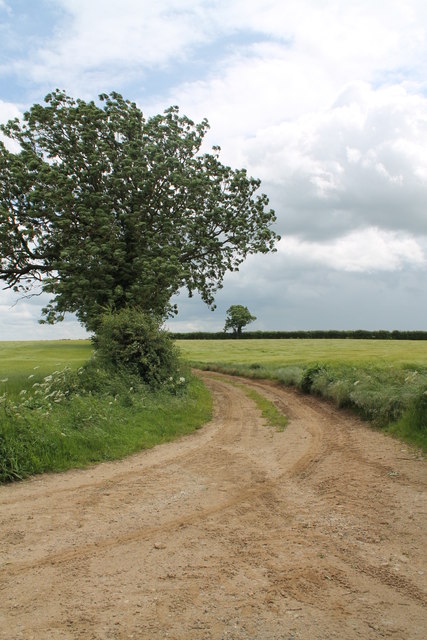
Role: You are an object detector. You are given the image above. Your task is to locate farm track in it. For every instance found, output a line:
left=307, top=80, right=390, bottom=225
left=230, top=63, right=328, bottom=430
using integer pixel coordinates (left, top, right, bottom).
left=0, top=371, right=426, bottom=639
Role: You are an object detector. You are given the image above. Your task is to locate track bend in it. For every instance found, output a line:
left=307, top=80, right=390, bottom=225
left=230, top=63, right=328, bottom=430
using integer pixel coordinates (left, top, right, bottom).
left=0, top=371, right=426, bottom=639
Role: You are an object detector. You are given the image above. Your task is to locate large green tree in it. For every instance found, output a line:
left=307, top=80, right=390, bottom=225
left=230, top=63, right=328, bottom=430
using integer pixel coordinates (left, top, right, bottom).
left=0, top=90, right=279, bottom=331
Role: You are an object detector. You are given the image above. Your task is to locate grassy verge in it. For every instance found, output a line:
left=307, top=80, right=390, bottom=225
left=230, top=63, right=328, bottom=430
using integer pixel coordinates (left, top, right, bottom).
left=0, top=360, right=211, bottom=483
left=196, top=361, right=427, bottom=452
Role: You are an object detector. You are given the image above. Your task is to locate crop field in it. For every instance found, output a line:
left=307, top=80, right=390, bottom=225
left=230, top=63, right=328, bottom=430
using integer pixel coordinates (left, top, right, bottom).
left=0, top=340, right=92, bottom=397
left=177, top=337, right=427, bottom=367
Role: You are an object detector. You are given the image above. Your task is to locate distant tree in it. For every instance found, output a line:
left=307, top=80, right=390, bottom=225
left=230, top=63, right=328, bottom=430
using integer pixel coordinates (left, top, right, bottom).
left=224, top=305, right=256, bottom=336
left=0, top=90, right=279, bottom=333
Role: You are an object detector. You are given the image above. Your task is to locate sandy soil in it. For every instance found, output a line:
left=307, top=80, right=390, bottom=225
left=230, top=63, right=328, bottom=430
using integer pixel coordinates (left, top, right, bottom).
left=0, top=371, right=426, bottom=640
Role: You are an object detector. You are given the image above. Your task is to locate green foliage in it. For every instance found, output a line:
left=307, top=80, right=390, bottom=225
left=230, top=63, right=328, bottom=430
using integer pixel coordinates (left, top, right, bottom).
left=93, top=308, right=180, bottom=387
left=0, top=90, right=278, bottom=331
left=224, top=305, right=257, bottom=336
left=0, top=361, right=211, bottom=483
left=300, top=364, right=325, bottom=393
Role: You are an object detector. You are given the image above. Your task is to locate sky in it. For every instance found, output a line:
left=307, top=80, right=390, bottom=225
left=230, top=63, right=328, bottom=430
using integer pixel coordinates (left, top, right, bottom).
left=0, top=0, right=426, bottom=339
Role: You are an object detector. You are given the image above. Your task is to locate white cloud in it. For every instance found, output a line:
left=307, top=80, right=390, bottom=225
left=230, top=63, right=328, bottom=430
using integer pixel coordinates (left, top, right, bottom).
left=239, top=83, right=427, bottom=238
left=277, top=228, right=426, bottom=272
left=15, top=0, right=216, bottom=94
left=0, top=99, right=22, bottom=121
left=0, top=288, right=88, bottom=341
left=0, top=100, right=23, bottom=151
left=7, top=1, right=426, bottom=102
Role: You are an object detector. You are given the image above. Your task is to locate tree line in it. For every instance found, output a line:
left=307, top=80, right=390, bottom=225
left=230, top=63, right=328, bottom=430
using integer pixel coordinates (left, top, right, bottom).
left=170, top=330, right=427, bottom=340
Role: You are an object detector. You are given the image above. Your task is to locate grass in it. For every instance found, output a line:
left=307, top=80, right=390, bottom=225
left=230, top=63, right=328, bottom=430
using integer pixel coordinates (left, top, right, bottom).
left=0, top=342, right=212, bottom=483
left=2, top=337, right=425, bottom=482
left=177, top=338, right=427, bottom=367
left=236, top=384, right=288, bottom=432
left=178, top=339, right=427, bottom=452
left=211, top=375, right=288, bottom=431
left=0, top=340, right=92, bottom=399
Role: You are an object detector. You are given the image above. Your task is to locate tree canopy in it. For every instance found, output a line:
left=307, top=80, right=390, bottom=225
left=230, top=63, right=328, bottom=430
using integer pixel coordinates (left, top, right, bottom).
left=0, top=90, right=279, bottom=331
left=224, top=304, right=256, bottom=336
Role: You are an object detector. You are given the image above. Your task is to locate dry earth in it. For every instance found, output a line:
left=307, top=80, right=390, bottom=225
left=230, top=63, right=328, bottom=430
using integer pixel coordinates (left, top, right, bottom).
left=0, top=371, right=426, bottom=640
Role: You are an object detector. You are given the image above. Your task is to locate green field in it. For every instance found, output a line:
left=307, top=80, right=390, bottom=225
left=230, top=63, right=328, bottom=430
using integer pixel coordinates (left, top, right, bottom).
left=0, top=340, right=92, bottom=371
left=2, top=338, right=426, bottom=379
left=1, top=338, right=425, bottom=482
left=0, top=340, right=92, bottom=397
left=177, top=338, right=427, bottom=367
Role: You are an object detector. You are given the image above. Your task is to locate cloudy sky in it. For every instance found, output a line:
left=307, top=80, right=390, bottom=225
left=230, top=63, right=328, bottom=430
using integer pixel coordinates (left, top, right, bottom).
left=1, top=0, right=426, bottom=339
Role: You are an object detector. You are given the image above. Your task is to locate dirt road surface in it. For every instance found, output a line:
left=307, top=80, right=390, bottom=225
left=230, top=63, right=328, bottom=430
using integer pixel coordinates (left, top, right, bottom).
left=0, top=372, right=426, bottom=639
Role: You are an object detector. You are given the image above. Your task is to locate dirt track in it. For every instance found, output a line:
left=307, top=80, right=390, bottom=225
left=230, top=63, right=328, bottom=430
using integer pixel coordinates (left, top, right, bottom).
left=0, top=372, right=426, bottom=639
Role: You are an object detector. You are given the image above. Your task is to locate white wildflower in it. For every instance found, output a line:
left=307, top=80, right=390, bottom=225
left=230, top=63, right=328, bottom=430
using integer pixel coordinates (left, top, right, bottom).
left=0, top=378, right=8, bottom=383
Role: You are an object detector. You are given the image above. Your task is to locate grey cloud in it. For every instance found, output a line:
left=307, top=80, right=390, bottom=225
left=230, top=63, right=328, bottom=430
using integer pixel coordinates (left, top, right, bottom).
left=242, top=84, right=427, bottom=240
left=168, top=249, right=427, bottom=332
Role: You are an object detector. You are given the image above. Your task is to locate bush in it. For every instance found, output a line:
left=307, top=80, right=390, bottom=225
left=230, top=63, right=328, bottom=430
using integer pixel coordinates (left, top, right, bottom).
left=300, top=364, right=326, bottom=393
left=94, top=308, right=181, bottom=387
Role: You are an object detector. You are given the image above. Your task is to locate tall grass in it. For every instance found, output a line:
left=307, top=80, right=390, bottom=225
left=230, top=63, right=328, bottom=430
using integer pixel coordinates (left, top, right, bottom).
left=194, top=359, right=427, bottom=452
left=0, top=347, right=211, bottom=483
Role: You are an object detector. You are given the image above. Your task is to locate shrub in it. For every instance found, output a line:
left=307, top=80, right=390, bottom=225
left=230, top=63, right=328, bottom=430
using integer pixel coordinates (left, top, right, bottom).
left=94, top=308, right=181, bottom=387
left=300, top=364, right=326, bottom=393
